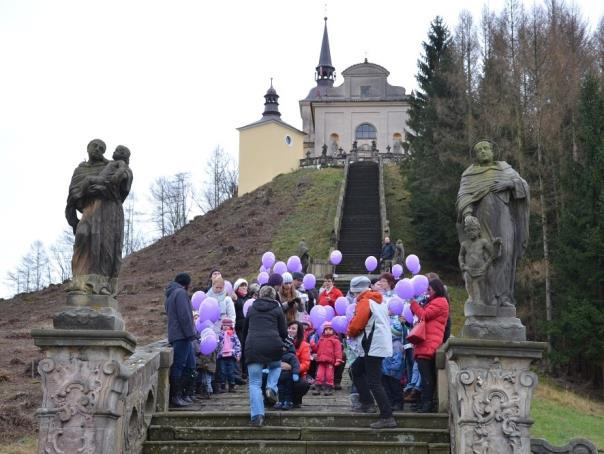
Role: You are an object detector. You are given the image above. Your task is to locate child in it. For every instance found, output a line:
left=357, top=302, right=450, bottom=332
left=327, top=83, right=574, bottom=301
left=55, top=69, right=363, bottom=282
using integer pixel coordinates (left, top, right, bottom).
left=275, top=335, right=300, bottom=410
left=216, top=318, right=241, bottom=393
left=313, top=321, right=343, bottom=395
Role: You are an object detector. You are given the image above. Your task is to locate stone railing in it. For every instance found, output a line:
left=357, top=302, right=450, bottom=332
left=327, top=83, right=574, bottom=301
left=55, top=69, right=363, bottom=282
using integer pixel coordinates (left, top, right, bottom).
left=299, top=151, right=409, bottom=169
left=333, top=158, right=350, bottom=247
left=530, top=438, right=599, bottom=453
left=377, top=158, right=389, bottom=239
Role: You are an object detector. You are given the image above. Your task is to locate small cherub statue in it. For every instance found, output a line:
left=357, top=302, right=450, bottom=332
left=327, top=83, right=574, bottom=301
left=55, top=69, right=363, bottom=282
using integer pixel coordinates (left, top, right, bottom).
left=458, top=216, right=501, bottom=306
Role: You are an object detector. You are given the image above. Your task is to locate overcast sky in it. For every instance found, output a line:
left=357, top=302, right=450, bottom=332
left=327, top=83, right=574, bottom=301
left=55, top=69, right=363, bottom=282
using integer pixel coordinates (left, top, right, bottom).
left=1, top=0, right=602, bottom=298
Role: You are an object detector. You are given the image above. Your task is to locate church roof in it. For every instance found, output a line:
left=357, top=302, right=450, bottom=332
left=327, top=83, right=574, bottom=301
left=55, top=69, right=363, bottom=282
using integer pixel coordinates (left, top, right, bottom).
left=341, top=60, right=389, bottom=77
left=237, top=117, right=305, bottom=135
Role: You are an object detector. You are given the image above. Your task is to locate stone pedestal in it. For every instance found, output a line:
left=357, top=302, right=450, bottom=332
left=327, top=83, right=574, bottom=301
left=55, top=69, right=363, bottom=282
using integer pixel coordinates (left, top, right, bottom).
left=32, top=328, right=137, bottom=454
left=53, top=293, right=125, bottom=331
left=443, top=337, right=547, bottom=454
left=462, top=301, right=526, bottom=341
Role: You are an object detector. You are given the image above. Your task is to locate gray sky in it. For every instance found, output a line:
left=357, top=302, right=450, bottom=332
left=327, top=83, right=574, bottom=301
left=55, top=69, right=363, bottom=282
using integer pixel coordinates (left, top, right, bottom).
left=1, top=0, right=602, bottom=298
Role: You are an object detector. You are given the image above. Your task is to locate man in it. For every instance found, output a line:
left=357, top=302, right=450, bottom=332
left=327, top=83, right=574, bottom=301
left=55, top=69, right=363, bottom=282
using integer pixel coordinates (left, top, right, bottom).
left=318, top=273, right=343, bottom=308
left=165, top=272, right=197, bottom=408
left=294, top=271, right=318, bottom=313
left=346, top=276, right=396, bottom=429
left=380, top=237, right=395, bottom=273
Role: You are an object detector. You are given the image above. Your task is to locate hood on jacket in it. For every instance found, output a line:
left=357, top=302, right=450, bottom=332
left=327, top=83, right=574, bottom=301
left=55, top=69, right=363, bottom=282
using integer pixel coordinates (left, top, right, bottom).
left=252, top=297, right=279, bottom=312
left=165, top=281, right=185, bottom=298
left=358, top=290, right=384, bottom=303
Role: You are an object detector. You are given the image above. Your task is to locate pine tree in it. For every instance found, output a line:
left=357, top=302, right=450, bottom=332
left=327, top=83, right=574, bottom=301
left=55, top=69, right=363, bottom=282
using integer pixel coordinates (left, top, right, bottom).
left=551, top=74, right=604, bottom=378
left=406, top=17, right=470, bottom=267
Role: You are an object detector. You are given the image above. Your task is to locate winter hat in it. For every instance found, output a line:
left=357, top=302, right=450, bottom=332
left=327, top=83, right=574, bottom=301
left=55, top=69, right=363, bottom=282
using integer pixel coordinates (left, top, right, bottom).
left=249, top=282, right=261, bottom=295
left=174, top=272, right=191, bottom=287
left=233, top=278, right=248, bottom=292
left=349, top=276, right=371, bottom=294
left=267, top=273, right=283, bottom=287
left=301, top=313, right=312, bottom=328
left=322, top=321, right=333, bottom=331
left=221, top=318, right=234, bottom=328
left=292, top=272, right=304, bottom=281
left=282, top=272, right=293, bottom=284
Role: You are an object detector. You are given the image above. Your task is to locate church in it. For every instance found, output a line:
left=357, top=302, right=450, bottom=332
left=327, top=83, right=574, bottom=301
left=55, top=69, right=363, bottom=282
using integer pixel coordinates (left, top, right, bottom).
left=238, top=18, right=411, bottom=196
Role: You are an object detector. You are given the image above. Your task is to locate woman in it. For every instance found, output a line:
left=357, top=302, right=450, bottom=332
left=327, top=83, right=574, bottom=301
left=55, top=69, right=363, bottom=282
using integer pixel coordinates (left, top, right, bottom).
left=279, top=272, right=304, bottom=322
left=243, top=280, right=287, bottom=427
left=409, top=278, right=449, bottom=413
left=282, top=321, right=311, bottom=408
left=233, top=278, right=250, bottom=378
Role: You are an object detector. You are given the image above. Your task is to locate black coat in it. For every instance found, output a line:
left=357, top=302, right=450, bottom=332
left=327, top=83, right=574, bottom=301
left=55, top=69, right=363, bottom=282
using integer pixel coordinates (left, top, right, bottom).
left=164, top=281, right=196, bottom=343
left=234, top=294, right=250, bottom=332
left=243, top=297, right=287, bottom=365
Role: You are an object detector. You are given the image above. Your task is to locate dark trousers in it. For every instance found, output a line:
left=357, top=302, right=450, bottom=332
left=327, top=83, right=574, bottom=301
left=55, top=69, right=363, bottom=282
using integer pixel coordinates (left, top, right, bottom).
left=292, top=379, right=311, bottom=405
left=170, top=339, right=195, bottom=380
left=351, top=356, right=392, bottom=418
left=278, top=370, right=294, bottom=402
left=382, top=375, right=403, bottom=408
left=334, top=361, right=345, bottom=386
left=217, top=357, right=237, bottom=385
left=416, top=357, right=436, bottom=407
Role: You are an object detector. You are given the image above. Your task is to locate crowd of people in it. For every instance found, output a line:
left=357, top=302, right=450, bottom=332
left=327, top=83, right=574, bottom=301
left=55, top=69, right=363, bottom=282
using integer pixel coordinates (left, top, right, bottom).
left=164, top=267, right=450, bottom=429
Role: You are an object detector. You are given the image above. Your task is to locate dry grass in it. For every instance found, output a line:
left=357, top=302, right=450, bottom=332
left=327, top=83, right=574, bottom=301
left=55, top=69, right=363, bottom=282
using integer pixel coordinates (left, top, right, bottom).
left=536, top=376, right=604, bottom=416
left=0, top=436, right=35, bottom=454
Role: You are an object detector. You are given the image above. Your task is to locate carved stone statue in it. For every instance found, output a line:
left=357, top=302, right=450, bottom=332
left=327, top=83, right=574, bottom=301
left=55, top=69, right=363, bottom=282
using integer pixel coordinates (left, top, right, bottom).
left=65, top=140, right=133, bottom=296
left=458, top=216, right=501, bottom=306
left=456, top=140, right=529, bottom=308
left=393, top=239, right=405, bottom=266
left=297, top=239, right=310, bottom=274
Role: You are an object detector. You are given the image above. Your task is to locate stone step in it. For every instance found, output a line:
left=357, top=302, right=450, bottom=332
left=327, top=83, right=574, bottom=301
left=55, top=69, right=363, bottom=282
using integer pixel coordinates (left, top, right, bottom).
left=143, top=439, right=449, bottom=454
left=148, top=425, right=450, bottom=443
left=150, top=411, right=449, bottom=430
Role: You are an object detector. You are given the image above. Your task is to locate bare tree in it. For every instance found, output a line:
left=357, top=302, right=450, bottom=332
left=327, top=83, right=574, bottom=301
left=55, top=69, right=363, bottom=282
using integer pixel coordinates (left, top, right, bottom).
left=50, top=229, right=74, bottom=283
left=123, top=192, right=147, bottom=256
left=197, top=146, right=238, bottom=212
left=150, top=173, right=193, bottom=237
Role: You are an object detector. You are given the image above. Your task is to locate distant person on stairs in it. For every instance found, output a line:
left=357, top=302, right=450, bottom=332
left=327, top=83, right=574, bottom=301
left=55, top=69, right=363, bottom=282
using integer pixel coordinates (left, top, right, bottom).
left=318, top=273, right=343, bottom=308
left=380, top=237, right=395, bottom=272
left=165, top=272, right=196, bottom=408
left=346, top=276, right=396, bottom=429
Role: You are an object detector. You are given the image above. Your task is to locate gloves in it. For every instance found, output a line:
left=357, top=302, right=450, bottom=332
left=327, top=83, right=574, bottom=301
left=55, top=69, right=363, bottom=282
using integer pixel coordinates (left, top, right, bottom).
left=292, top=374, right=299, bottom=382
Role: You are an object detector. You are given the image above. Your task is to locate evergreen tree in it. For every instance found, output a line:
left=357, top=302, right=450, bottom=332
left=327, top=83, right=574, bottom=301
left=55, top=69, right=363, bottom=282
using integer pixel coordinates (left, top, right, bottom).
left=406, top=17, right=470, bottom=267
left=551, top=74, right=604, bottom=378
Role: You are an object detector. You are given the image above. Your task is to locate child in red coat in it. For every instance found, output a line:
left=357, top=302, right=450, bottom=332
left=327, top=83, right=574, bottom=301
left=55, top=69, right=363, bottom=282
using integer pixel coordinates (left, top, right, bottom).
left=312, top=321, right=343, bottom=395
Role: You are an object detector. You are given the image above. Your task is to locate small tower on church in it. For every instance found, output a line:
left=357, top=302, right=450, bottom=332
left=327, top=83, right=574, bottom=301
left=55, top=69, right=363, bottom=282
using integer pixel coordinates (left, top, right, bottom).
left=237, top=81, right=305, bottom=196
left=315, top=17, right=335, bottom=86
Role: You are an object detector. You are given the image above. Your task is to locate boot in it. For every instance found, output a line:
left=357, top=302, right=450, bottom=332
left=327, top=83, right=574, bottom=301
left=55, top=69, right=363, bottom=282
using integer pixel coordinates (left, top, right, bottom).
left=216, top=383, right=226, bottom=394
left=312, top=385, right=323, bottom=395
left=417, top=400, right=434, bottom=413
left=323, top=386, right=334, bottom=396
left=228, top=383, right=237, bottom=393
left=169, top=377, right=192, bottom=408
left=369, top=417, right=397, bottom=429
left=181, top=370, right=201, bottom=404
left=404, top=388, right=420, bottom=402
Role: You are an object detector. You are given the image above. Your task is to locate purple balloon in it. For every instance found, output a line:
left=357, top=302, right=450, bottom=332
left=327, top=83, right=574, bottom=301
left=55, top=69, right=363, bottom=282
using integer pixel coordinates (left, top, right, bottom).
left=388, top=296, right=404, bottom=315
left=395, top=278, right=415, bottom=300
left=303, top=274, right=316, bottom=289
left=331, top=315, right=348, bottom=334
left=243, top=298, right=254, bottom=317
left=412, top=275, right=429, bottom=296
left=402, top=303, right=413, bottom=325
left=259, top=265, right=267, bottom=273
left=262, top=251, right=276, bottom=269
left=365, top=256, right=378, bottom=272
left=196, top=318, right=214, bottom=333
left=287, top=256, right=301, bottom=272
left=334, top=296, right=348, bottom=316
left=405, top=254, right=421, bottom=275
left=310, top=305, right=327, bottom=330
left=324, top=305, right=335, bottom=321
left=191, top=291, right=206, bottom=311
left=224, top=280, right=233, bottom=295
left=292, top=261, right=303, bottom=273
left=345, top=303, right=357, bottom=321
left=257, top=271, right=269, bottom=285
left=392, top=264, right=403, bottom=279
left=199, top=334, right=218, bottom=355
left=330, top=250, right=342, bottom=265
left=273, top=261, right=287, bottom=275
left=199, top=297, right=220, bottom=323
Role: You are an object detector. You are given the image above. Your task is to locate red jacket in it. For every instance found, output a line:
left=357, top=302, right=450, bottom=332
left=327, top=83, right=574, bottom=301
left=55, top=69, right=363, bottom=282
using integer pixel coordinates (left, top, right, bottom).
left=318, top=287, right=343, bottom=308
left=316, top=333, right=343, bottom=365
left=295, top=341, right=311, bottom=377
left=410, top=296, right=449, bottom=359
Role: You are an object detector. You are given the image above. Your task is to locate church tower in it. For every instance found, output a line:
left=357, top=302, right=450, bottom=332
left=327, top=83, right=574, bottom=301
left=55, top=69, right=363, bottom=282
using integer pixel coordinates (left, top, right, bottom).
left=315, top=17, right=335, bottom=86
left=237, top=81, right=304, bottom=196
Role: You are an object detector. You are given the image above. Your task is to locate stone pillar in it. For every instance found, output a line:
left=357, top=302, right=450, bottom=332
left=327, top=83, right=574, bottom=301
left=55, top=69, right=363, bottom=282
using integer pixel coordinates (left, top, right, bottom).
left=444, top=338, right=547, bottom=454
left=32, top=293, right=137, bottom=454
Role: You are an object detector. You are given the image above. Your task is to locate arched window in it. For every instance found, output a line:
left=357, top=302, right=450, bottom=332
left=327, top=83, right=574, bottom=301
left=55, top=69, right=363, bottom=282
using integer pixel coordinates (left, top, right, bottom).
left=355, top=123, right=377, bottom=140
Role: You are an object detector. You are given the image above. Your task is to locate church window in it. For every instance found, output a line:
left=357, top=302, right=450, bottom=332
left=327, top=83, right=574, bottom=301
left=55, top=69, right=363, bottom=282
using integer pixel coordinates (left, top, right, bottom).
left=361, top=85, right=370, bottom=97
left=285, top=135, right=293, bottom=146
left=355, top=123, right=377, bottom=140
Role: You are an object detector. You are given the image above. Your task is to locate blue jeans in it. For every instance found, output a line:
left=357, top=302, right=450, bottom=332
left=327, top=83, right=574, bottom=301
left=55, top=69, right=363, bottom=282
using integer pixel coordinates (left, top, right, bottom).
left=247, top=361, right=281, bottom=419
left=218, top=357, right=237, bottom=385
left=197, top=370, right=214, bottom=393
left=170, top=339, right=195, bottom=380
left=405, top=361, right=422, bottom=391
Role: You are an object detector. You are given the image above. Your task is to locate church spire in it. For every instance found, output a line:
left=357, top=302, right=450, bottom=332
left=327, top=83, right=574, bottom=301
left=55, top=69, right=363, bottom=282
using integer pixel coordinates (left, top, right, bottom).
left=262, top=78, right=281, bottom=119
left=315, top=17, right=335, bottom=86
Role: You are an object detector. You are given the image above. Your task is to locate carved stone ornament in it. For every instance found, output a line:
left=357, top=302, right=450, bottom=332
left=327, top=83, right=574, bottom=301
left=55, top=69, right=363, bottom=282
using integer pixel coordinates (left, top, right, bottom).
left=452, top=358, right=538, bottom=454
left=37, top=357, right=129, bottom=454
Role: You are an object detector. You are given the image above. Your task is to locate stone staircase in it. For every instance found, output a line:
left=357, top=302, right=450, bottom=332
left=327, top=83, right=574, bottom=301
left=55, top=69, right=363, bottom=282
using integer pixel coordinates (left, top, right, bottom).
left=336, top=161, right=382, bottom=275
left=144, top=410, right=450, bottom=453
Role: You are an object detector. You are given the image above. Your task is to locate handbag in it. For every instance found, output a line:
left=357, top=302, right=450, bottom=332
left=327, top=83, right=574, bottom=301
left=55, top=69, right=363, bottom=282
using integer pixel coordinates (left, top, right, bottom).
left=407, top=319, right=426, bottom=344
